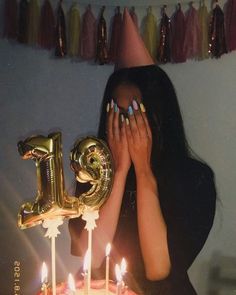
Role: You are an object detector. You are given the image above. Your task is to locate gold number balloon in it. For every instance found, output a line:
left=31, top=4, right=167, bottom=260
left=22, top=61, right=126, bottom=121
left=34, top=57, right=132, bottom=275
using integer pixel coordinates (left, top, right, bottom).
left=70, top=136, right=114, bottom=209
left=17, top=132, right=114, bottom=229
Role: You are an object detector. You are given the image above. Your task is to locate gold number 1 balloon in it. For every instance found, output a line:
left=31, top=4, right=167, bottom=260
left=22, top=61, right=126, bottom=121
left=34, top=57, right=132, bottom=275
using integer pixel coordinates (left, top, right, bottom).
left=17, top=132, right=114, bottom=229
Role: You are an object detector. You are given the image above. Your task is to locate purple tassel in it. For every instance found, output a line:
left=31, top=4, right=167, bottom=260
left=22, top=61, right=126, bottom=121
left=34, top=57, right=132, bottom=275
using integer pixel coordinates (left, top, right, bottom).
left=225, top=0, right=236, bottom=52
left=80, top=5, right=96, bottom=60
left=55, top=1, right=67, bottom=57
left=96, top=6, right=109, bottom=65
left=157, top=5, right=171, bottom=63
left=171, top=3, right=186, bottom=63
left=3, top=0, right=18, bottom=39
left=209, top=1, right=227, bottom=58
left=39, top=0, right=55, bottom=50
left=109, top=6, right=122, bottom=63
left=18, top=0, right=29, bottom=44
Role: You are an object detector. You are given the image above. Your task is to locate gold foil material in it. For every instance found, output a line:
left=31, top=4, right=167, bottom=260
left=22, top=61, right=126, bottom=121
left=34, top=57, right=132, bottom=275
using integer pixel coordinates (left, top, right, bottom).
left=70, top=137, right=114, bottom=209
left=17, top=133, right=113, bottom=229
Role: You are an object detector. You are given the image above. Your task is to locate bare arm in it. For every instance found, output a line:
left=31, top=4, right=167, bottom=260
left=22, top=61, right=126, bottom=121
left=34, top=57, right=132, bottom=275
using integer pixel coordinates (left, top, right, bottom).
left=126, top=101, right=171, bottom=280
left=69, top=101, right=131, bottom=267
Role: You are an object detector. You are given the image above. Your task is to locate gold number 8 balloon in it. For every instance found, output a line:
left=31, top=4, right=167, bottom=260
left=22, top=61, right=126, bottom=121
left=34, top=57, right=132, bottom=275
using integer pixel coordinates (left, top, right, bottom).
left=17, top=132, right=114, bottom=229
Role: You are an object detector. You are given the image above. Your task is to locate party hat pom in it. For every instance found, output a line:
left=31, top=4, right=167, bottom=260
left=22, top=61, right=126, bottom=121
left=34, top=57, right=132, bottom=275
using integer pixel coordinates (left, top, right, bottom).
left=80, top=5, right=96, bottom=60
left=109, top=6, right=122, bottom=63
left=39, top=0, right=55, bottom=50
left=55, top=0, right=67, bottom=57
left=183, top=3, right=200, bottom=60
left=116, top=8, right=154, bottom=69
left=198, top=0, right=209, bottom=60
left=68, top=3, right=80, bottom=57
left=3, top=0, right=18, bottom=40
left=157, top=5, right=171, bottom=63
left=96, top=6, right=109, bottom=65
left=143, top=6, right=158, bottom=61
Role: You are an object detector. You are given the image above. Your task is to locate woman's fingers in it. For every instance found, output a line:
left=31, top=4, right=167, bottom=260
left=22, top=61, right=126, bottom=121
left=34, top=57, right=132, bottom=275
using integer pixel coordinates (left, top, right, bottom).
left=113, top=103, right=120, bottom=141
left=106, top=100, right=114, bottom=140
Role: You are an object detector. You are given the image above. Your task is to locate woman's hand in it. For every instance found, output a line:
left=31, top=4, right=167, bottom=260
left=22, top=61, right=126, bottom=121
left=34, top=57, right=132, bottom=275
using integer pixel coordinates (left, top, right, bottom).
left=125, top=100, right=153, bottom=175
left=106, top=100, right=131, bottom=174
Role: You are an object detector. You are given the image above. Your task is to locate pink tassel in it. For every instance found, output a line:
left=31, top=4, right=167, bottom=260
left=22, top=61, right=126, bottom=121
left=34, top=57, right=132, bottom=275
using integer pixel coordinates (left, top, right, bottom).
left=171, top=3, right=186, bottom=63
left=183, top=3, right=200, bottom=59
left=3, top=0, right=18, bottom=39
left=225, top=0, right=236, bottom=52
left=209, top=1, right=227, bottom=58
left=80, top=5, right=96, bottom=60
left=130, top=7, right=138, bottom=28
left=39, top=0, right=55, bottom=50
left=109, top=6, right=122, bottom=63
left=157, top=5, right=171, bottom=64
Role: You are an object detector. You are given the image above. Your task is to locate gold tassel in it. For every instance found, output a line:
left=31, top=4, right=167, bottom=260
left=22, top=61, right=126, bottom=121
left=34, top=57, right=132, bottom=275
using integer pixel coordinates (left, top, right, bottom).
left=143, top=6, right=158, bottom=61
left=198, top=0, right=209, bottom=60
left=68, top=3, right=80, bottom=57
left=28, top=0, right=40, bottom=46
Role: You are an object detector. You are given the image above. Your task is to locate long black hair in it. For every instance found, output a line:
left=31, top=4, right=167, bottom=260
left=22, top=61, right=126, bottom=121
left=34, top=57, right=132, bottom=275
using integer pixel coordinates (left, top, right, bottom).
left=98, top=65, right=190, bottom=170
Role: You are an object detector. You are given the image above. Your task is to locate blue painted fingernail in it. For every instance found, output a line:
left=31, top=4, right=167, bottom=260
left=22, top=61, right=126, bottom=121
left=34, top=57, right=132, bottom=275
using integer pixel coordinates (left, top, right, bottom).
left=128, top=106, right=133, bottom=115
left=114, top=103, right=119, bottom=113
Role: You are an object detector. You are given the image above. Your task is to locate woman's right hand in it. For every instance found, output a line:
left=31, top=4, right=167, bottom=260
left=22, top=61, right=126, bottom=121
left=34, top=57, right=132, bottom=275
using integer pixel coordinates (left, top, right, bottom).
left=106, top=100, right=131, bottom=174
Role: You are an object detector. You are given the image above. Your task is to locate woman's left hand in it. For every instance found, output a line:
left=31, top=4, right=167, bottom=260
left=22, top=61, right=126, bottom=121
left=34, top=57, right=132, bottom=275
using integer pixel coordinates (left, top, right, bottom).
left=125, top=101, right=153, bottom=175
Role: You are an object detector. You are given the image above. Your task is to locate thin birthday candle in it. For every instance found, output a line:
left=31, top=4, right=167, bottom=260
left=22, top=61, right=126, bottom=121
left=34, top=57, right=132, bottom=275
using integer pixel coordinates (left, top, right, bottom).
left=105, top=243, right=111, bottom=294
left=115, top=264, right=122, bottom=295
left=41, top=262, right=48, bottom=295
left=83, top=250, right=89, bottom=295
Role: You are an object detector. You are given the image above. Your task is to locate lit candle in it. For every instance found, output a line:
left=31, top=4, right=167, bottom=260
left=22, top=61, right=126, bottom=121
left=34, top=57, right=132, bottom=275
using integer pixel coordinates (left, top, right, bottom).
left=41, top=262, right=48, bottom=295
left=115, top=264, right=122, bottom=295
left=120, top=258, right=127, bottom=289
left=83, top=250, right=89, bottom=295
left=105, top=243, right=111, bottom=295
left=68, top=273, right=76, bottom=295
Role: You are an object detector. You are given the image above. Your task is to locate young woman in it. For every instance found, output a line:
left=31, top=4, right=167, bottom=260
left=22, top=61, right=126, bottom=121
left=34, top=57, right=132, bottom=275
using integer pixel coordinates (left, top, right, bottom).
left=69, top=64, right=216, bottom=295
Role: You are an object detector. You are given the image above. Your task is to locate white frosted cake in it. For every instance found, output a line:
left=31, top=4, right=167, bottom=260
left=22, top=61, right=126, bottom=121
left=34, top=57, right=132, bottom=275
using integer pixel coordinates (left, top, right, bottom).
left=38, top=279, right=137, bottom=294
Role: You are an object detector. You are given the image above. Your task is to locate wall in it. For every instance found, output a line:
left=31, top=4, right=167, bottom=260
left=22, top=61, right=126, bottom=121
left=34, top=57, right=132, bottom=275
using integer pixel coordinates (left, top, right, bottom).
left=0, top=0, right=236, bottom=294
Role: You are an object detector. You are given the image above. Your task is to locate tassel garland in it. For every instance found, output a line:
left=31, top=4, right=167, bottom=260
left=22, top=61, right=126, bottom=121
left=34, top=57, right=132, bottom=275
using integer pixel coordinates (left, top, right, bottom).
left=2, top=0, right=236, bottom=64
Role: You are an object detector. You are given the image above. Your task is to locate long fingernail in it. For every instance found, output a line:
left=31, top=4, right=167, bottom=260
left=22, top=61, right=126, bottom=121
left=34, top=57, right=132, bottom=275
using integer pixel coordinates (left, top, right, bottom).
left=111, top=99, right=114, bottom=109
left=106, top=103, right=110, bottom=112
left=140, top=103, right=146, bottom=113
left=132, top=99, right=139, bottom=110
left=121, top=114, right=124, bottom=123
left=114, top=103, right=119, bottom=113
left=128, top=106, right=133, bottom=115
left=125, top=118, right=130, bottom=125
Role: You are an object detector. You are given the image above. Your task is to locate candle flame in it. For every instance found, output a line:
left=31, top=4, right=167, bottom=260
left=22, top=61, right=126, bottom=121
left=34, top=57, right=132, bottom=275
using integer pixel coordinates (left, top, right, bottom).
left=68, top=273, right=76, bottom=291
left=120, top=258, right=127, bottom=275
left=83, top=249, right=89, bottom=272
left=115, top=264, right=122, bottom=282
left=106, top=243, right=111, bottom=256
left=41, top=262, right=48, bottom=284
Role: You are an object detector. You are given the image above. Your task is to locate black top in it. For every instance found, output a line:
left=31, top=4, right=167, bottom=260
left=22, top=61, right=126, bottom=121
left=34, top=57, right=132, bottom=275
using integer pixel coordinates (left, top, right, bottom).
left=109, top=158, right=216, bottom=295
left=71, top=157, right=216, bottom=295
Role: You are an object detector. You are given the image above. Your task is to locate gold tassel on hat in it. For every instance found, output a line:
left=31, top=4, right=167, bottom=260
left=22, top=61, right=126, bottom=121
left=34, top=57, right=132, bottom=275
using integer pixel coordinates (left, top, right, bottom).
left=28, top=0, right=40, bottom=46
left=143, top=6, right=158, bottom=61
left=68, top=2, right=80, bottom=57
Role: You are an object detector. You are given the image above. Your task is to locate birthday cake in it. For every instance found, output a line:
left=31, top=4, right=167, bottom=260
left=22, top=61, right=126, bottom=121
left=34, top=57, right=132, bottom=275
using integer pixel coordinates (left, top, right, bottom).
left=38, top=279, right=137, bottom=294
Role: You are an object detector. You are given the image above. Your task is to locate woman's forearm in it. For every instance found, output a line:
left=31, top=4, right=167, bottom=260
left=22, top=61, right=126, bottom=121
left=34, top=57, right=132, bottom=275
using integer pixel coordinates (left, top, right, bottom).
left=70, top=170, right=128, bottom=267
left=136, top=168, right=171, bottom=280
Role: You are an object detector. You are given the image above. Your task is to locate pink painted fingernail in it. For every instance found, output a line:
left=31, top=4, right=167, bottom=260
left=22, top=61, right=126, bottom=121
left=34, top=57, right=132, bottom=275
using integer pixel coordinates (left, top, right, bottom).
left=132, top=99, right=139, bottom=110
left=111, top=99, right=114, bottom=109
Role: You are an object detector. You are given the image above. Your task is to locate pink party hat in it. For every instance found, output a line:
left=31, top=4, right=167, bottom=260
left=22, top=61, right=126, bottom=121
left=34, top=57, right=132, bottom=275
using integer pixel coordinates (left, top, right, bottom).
left=116, top=7, right=154, bottom=69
